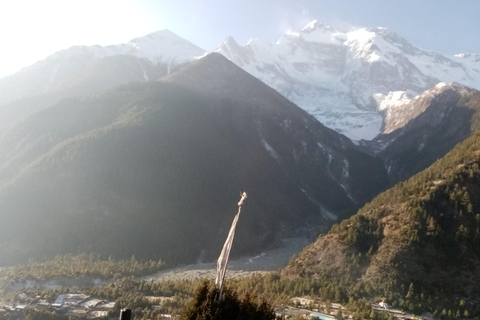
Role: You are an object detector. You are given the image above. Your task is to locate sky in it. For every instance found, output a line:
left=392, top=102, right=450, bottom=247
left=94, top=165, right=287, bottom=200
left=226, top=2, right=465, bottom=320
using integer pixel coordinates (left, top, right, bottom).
left=1, top=0, right=479, bottom=79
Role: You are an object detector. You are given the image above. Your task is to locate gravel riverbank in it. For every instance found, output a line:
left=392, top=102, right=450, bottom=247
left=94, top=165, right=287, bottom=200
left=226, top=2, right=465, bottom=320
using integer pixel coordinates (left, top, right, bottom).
left=140, top=237, right=309, bottom=282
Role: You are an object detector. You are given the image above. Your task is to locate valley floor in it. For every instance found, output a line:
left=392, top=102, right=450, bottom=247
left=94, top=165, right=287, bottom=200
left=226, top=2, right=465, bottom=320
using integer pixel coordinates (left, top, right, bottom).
left=140, top=237, right=309, bottom=282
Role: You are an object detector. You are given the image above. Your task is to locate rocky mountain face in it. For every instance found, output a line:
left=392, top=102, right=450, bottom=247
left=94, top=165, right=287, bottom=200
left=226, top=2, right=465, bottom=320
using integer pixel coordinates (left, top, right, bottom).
left=282, top=130, right=480, bottom=316
left=0, top=30, right=206, bottom=129
left=217, top=21, right=480, bottom=140
left=372, top=83, right=480, bottom=183
left=0, top=53, right=388, bottom=266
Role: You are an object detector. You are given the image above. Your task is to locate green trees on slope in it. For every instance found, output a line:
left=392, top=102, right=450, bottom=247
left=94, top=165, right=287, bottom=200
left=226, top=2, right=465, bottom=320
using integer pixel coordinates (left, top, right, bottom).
left=282, top=132, right=480, bottom=317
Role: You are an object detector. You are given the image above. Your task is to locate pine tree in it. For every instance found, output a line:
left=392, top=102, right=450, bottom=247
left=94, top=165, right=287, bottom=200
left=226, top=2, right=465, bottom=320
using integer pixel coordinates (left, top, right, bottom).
left=181, top=281, right=280, bottom=320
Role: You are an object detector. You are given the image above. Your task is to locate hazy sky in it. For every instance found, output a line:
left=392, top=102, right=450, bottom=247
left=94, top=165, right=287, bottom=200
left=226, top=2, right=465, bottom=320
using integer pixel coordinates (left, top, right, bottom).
left=1, top=0, right=479, bottom=79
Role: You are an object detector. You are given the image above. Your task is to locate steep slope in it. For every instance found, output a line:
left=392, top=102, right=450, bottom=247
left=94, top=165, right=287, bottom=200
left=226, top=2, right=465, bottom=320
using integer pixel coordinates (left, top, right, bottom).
left=0, top=30, right=206, bottom=129
left=283, top=131, right=480, bottom=315
left=0, top=53, right=387, bottom=266
left=217, top=21, right=480, bottom=140
left=373, top=83, right=480, bottom=183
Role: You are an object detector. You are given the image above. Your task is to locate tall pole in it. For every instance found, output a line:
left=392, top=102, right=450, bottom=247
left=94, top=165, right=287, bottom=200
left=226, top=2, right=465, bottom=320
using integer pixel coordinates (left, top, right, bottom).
left=215, top=192, right=247, bottom=300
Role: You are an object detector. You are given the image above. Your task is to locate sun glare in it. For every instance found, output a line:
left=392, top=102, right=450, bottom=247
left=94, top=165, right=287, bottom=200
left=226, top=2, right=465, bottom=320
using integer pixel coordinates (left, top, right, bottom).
left=0, top=0, right=158, bottom=77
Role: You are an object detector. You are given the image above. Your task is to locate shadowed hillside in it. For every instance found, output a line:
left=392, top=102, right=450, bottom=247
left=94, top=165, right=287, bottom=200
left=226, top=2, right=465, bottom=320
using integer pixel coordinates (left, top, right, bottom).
left=0, top=54, right=388, bottom=266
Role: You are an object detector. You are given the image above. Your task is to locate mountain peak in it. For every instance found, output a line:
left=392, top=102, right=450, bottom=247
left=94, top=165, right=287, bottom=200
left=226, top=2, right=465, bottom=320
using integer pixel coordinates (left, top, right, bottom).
left=163, top=52, right=283, bottom=100
left=426, top=82, right=471, bottom=95
left=124, top=29, right=206, bottom=64
left=216, top=36, right=241, bottom=52
left=368, top=26, right=412, bottom=48
left=370, top=26, right=395, bottom=36
left=301, top=20, right=335, bottom=32
left=128, top=29, right=193, bottom=46
left=141, top=29, right=178, bottom=38
left=276, top=20, right=340, bottom=44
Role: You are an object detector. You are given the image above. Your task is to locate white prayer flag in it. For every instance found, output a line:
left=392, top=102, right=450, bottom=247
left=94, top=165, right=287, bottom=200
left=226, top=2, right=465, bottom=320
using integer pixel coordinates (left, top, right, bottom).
left=215, top=192, right=247, bottom=292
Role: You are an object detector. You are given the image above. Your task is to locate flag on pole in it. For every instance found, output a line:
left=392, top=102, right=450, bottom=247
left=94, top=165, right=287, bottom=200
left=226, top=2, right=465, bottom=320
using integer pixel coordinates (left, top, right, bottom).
left=215, top=192, right=247, bottom=294
left=215, top=210, right=240, bottom=289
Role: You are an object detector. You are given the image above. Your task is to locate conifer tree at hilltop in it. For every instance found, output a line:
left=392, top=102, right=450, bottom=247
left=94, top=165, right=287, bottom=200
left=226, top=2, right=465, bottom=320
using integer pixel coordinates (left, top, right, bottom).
left=182, top=281, right=281, bottom=320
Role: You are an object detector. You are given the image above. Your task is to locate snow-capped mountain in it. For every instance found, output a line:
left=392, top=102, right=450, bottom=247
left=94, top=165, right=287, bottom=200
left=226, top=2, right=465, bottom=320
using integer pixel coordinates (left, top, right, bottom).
left=0, top=30, right=206, bottom=130
left=0, top=30, right=206, bottom=107
left=217, top=20, right=480, bottom=140
left=3, top=22, right=480, bottom=142
left=72, top=29, right=206, bottom=67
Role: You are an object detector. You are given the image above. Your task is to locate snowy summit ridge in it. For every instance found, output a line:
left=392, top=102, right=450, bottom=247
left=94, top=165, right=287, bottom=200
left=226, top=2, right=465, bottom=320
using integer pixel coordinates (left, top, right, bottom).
left=0, top=30, right=207, bottom=121
left=117, top=29, right=206, bottom=65
left=40, top=29, right=206, bottom=67
left=217, top=21, right=480, bottom=140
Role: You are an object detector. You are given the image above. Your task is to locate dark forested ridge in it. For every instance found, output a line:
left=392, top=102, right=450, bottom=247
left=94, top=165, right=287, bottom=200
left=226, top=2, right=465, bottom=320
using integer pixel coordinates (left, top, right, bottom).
left=283, top=130, right=480, bottom=316
left=0, top=53, right=388, bottom=266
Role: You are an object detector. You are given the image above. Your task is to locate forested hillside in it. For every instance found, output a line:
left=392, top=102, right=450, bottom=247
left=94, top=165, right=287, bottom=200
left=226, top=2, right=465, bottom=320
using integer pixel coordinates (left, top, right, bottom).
left=0, top=54, right=387, bottom=266
left=283, top=131, right=480, bottom=317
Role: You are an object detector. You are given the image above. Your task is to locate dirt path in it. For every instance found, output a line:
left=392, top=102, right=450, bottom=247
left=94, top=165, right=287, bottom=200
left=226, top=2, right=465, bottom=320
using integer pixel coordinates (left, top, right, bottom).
left=140, top=238, right=308, bottom=282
